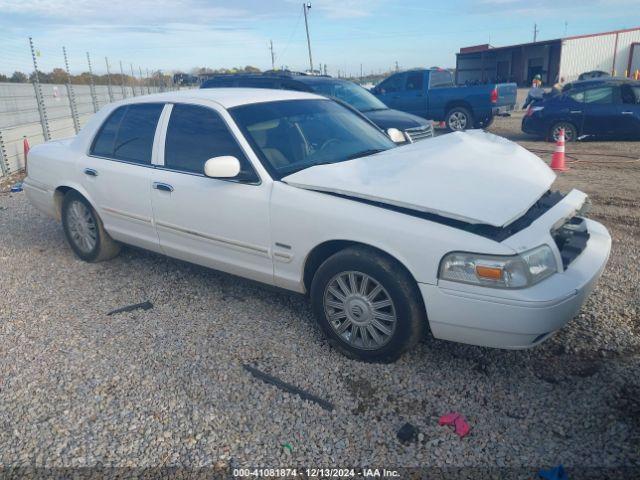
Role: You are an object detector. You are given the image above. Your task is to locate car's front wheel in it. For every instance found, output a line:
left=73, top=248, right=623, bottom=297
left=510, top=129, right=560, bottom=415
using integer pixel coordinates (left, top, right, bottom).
left=549, top=121, right=578, bottom=142
left=310, top=246, right=426, bottom=363
left=61, top=191, right=121, bottom=262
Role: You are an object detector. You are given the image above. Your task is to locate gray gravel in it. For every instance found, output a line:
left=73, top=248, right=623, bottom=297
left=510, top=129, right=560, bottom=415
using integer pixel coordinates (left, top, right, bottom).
left=0, top=125, right=639, bottom=474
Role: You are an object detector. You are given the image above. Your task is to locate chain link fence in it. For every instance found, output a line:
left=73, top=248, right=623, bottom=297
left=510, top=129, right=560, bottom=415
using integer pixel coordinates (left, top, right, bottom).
left=0, top=38, right=180, bottom=178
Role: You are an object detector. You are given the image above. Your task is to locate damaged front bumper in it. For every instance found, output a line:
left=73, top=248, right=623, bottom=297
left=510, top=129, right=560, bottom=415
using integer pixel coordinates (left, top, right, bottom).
left=420, top=190, right=612, bottom=349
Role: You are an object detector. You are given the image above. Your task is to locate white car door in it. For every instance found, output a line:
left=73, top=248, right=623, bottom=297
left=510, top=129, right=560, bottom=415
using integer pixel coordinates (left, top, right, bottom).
left=150, top=102, right=274, bottom=285
left=82, top=102, right=164, bottom=252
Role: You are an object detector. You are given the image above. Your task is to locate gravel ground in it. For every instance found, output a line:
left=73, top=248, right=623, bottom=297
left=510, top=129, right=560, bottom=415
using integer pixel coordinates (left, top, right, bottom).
left=0, top=114, right=639, bottom=477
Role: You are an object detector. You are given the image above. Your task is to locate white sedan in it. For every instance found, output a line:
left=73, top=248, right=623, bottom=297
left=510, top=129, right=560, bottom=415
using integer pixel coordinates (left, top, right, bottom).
left=24, top=88, right=611, bottom=362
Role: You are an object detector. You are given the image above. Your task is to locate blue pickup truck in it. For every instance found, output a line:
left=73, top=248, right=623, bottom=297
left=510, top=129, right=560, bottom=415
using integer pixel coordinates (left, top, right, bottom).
left=372, top=69, right=517, bottom=131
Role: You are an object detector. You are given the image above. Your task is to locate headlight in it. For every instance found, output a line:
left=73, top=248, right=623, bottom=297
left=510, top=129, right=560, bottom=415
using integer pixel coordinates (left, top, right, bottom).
left=439, top=245, right=557, bottom=289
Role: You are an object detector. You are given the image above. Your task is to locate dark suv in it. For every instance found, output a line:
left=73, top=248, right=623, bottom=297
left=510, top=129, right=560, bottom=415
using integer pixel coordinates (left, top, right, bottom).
left=201, top=73, right=433, bottom=143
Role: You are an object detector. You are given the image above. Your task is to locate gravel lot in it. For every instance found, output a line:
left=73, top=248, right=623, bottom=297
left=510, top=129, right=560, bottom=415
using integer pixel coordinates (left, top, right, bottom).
left=0, top=112, right=639, bottom=477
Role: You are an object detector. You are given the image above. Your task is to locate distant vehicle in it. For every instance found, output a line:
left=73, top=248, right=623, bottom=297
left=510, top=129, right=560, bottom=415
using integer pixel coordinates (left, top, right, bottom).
left=23, top=89, right=611, bottom=361
left=578, top=70, right=611, bottom=81
left=172, top=73, right=198, bottom=86
left=522, top=79, right=640, bottom=141
left=371, top=69, right=517, bottom=131
left=201, top=73, right=433, bottom=143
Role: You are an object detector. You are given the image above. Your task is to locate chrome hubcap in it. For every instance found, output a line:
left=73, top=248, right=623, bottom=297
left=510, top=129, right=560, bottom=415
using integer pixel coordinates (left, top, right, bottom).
left=553, top=125, right=573, bottom=141
left=448, top=112, right=467, bottom=131
left=67, top=200, right=97, bottom=253
left=324, top=271, right=397, bottom=350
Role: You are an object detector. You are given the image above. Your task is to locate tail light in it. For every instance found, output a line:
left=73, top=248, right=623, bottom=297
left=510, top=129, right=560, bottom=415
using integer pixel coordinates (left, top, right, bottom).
left=490, top=87, right=498, bottom=104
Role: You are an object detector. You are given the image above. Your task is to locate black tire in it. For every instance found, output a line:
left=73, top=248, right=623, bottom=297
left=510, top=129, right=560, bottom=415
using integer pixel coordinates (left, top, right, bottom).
left=310, top=246, right=427, bottom=363
left=548, top=121, right=578, bottom=142
left=61, top=191, right=120, bottom=262
left=445, top=106, right=473, bottom=132
left=477, top=115, right=494, bottom=129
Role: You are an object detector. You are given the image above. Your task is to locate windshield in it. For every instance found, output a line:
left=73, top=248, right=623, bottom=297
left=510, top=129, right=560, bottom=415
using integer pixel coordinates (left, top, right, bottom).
left=310, top=81, right=388, bottom=112
left=230, top=99, right=395, bottom=178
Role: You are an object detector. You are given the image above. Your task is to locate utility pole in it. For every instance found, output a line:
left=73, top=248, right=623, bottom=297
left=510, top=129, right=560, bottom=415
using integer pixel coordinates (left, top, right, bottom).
left=303, top=3, right=314, bottom=73
left=360, top=63, right=363, bottom=82
left=533, top=23, right=539, bottom=42
left=564, top=21, right=568, bottom=36
left=395, top=61, right=399, bottom=72
left=269, top=40, right=275, bottom=70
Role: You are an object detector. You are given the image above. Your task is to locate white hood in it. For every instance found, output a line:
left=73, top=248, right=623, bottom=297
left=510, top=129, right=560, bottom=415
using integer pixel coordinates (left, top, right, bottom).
left=282, top=130, right=556, bottom=228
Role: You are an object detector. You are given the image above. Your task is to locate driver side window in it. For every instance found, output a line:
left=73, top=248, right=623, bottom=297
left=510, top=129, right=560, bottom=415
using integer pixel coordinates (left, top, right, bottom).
left=164, top=104, right=257, bottom=180
left=377, top=74, right=403, bottom=93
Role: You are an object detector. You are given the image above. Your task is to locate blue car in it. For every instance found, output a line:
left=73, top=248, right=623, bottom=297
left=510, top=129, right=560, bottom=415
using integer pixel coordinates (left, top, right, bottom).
left=522, top=79, right=640, bottom=141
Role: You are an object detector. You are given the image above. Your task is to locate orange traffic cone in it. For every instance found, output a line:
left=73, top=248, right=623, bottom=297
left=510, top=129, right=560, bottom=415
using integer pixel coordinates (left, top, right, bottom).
left=550, top=128, right=568, bottom=172
left=23, top=136, right=30, bottom=172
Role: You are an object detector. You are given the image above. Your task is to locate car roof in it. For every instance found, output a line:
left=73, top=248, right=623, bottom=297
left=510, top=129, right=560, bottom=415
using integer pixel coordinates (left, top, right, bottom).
left=569, top=77, right=636, bottom=86
left=201, top=73, right=349, bottom=86
left=111, top=87, right=323, bottom=109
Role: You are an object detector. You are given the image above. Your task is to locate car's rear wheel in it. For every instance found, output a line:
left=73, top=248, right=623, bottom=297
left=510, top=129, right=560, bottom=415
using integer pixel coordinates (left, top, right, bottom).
left=549, top=121, right=578, bottom=142
left=310, top=246, right=426, bottom=363
left=61, top=191, right=121, bottom=262
left=446, top=107, right=473, bottom=132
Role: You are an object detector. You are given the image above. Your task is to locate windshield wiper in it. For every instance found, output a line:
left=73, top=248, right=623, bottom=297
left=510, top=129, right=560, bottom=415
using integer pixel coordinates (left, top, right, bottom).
left=343, top=148, right=386, bottom=161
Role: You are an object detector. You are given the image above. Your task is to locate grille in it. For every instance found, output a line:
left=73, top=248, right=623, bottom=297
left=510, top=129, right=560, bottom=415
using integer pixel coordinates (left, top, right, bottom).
left=552, top=217, right=590, bottom=269
left=404, top=125, right=434, bottom=142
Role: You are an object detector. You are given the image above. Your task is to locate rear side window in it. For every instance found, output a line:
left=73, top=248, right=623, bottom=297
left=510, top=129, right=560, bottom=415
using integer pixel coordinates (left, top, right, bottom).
left=164, top=104, right=255, bottom=178
left=91, top=103, right=163, bottom=164
left=405, top=72, right=424, bottom=91
left=429, top=71, right=454, bottom=88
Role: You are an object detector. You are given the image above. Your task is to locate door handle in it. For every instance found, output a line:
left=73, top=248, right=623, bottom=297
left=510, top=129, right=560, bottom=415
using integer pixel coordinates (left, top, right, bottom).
left=569, top=110, right=582, bottom=114
left=84, top=168, right=98, bottom=177
left=621, top=111, right=633, bottom=115
left=152, top=182, right=174, bottom=192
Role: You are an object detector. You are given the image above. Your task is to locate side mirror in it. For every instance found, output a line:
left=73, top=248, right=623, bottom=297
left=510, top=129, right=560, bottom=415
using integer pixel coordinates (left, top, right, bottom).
left=204, top=156, right=241, bottom=178
left=386, top=128, right=406, bottom=144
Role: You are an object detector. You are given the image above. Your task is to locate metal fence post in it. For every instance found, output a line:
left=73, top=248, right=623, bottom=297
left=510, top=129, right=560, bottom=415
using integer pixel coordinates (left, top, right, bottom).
left=0, top=129, right=9, bottom=177
left=119, top=61, right=127, bottom=98
left=86, top=52, right=99, bottom=112
left=29, top=37, right=51, bottom=142
left=130, top=64, right=137, bottom=96
left=63, top=47, right=81, bottom=133
left=138, top=66, right=146, bottom=95
left=105, top=57, right=114, bottom=102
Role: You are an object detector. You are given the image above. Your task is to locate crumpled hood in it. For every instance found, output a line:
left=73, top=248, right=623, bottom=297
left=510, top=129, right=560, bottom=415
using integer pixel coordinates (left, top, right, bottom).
left=282, top=130, right=556, bottom=228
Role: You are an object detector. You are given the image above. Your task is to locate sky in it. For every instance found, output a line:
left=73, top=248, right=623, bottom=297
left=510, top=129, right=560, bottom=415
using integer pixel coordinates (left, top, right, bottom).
left=0, top=0, right=639, bottom=77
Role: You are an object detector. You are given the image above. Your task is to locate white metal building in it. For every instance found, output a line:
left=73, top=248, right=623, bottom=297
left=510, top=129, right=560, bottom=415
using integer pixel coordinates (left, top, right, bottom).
left=456, top=27, right=640, bottom=86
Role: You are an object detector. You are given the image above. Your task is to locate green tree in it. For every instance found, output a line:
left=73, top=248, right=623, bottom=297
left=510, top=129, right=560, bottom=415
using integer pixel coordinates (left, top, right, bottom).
left=10, top=71, right=28, bottom=83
